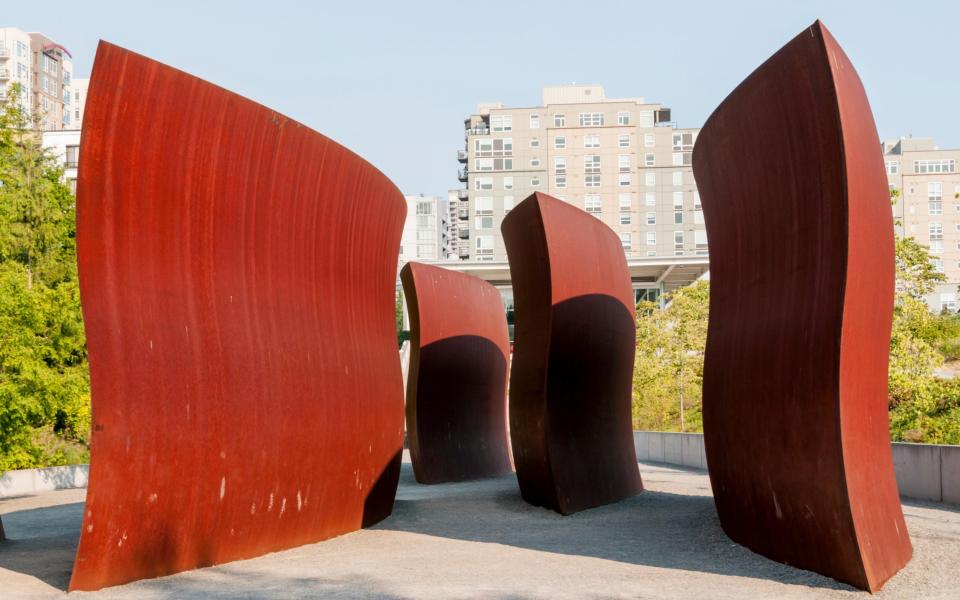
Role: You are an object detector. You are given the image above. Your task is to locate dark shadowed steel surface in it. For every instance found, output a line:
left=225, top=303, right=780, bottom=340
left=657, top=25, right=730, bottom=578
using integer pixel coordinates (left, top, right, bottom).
left=72, top=41, right=406, bottom=591
left=693, top=21, right=912, bottom=591
left=400, top=262, right=512, bottom=484
left=501, top=193, right=642, bottom=515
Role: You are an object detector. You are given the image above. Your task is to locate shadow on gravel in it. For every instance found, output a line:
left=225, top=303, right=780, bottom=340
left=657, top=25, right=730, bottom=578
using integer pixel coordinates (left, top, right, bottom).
left=0, top=501, right=84, bottom=591
left=379, top=464, right=855, bottom=593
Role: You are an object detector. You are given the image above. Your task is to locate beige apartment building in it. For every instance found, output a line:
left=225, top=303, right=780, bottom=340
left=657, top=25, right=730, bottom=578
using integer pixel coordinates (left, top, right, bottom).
left=455, top=85, right=704, bottom=263
left=887, top=137, right=960, bottom=311
left=0, top=27, right=75, bottom=130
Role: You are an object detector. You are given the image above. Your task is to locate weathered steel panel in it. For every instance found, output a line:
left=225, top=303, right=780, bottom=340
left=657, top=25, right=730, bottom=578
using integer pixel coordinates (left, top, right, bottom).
left=501, top=192, right=642, bottom=515
left=400, top=262, right=512, bottom=484
left=693, top=21, right=912, bottom=591
left=72, top=41, right=405, bottom=591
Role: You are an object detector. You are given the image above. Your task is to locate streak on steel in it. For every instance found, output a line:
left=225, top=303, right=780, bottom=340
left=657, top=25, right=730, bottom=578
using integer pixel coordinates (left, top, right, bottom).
left=501, top=192, right=642, bottom=515
left=693, top=21, right=912, bottom=591
left=72, top=41, right=406, bottom=591
left=400, top=262, right=512, bottom=484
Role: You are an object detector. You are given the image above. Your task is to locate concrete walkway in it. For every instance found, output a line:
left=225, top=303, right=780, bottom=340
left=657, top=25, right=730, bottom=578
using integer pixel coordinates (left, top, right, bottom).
left=1, top=460, right=958, bottom=599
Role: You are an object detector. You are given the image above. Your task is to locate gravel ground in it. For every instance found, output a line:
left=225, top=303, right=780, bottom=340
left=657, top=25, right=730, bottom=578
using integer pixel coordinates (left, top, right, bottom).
left=1, top=459, right=958, bottom=599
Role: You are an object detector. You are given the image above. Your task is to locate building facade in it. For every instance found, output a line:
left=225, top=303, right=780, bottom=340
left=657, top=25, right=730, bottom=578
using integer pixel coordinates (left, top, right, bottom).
left=886, top=137, right=960, bottom=311
left=71, top=77, right=88, bottom=128
left=399, top=194, right=454, bottom=266
left=455, top=85, right=705, bottom=263
left=42, top=129, right=81, bottom=192
left=0, top=27, right=74, bottom=130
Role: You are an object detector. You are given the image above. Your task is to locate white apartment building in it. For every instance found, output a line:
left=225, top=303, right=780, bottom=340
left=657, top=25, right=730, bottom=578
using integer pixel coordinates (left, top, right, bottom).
left=71, top=77, right=88, bottom=127
left=399, top=194, right=454, bottom=267
left=456, top=85, right=704, bottom=263
left=0, top=27, right=75, bottom=130
left=886, top=137, right=960, bottom=311
left=42, top=129, right=81, bottom=192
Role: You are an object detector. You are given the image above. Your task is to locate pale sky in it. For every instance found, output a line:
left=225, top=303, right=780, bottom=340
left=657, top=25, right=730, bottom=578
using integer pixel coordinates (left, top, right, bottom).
left=8, top=0, right=959, bottom=195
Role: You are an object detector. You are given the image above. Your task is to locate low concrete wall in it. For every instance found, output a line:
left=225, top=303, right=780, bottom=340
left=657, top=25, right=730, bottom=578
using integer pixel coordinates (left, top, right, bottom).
left=0, top=464, right=88, bottom=499
left=634, top=431, right=960, bottom=505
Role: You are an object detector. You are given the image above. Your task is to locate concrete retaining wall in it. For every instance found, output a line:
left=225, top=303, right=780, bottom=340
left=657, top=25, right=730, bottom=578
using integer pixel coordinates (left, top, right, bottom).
left=0, top=464, right=88, bottom=499
left=634, top=431, right=960, bottom=505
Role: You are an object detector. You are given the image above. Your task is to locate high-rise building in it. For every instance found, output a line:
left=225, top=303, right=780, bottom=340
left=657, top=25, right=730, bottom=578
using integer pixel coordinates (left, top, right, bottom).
left=0, top=27, right=74, bottom=130
left=399, top=194, right=453, bottom=266
left=455, top=85, right=704, bottom=263
left=886, top=137, right=960, bottom=311
left=71, top=77, right=88, bottom=127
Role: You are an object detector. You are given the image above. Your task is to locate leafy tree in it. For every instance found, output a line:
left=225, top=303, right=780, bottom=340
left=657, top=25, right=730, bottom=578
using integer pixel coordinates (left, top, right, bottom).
left=0, top=84, right=90, bottom=471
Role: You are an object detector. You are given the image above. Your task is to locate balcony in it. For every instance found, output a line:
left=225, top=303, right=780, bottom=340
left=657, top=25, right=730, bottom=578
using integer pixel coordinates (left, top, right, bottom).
left=458, top=229, right=469, bottom=240
left=0, top=47, right=9, bottom=58
left=457, top=168, right=468, bottom=182
left=458, top=248, right=470, bottom=259
left=457, top=149, right=468, bottom=162
left=457, top=189, right=468, bottom=201
left=465, top=126, right=489, bottom=136
left=458, top=209, right=469, bottom=220
left=0, top=68, right=10, bottom=80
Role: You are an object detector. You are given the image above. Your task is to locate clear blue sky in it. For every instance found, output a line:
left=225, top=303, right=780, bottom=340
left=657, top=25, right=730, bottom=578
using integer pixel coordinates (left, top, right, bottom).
left=8, top=0, right=959, bottom=195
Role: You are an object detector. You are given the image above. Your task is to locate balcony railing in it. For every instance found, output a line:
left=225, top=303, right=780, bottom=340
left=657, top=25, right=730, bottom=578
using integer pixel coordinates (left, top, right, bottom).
left=457, top=168, right=468, bottom=182
left=465, top=126, right=489, bottom=136
left=458, top=230, right=469, bottom=240
left=458, top=209, right=469, bottom=220
left=457, top=189, right=468, bottom=201
left=457, top=149, right=468, bottom=162
left=458, top=249, right=470, bottom=259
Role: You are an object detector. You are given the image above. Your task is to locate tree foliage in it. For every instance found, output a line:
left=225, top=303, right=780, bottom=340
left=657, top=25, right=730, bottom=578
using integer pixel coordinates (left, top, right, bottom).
left=0, top=84, right=90, bottom=471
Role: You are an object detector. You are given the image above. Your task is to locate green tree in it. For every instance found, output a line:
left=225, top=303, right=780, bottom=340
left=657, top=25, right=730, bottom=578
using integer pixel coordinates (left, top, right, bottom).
left=0, top=84, right=90, bottom=470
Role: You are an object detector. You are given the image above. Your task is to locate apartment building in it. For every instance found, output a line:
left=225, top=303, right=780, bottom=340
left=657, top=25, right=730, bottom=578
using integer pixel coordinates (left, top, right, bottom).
left=399, top=194, right=454, bottom=266
left=42, top=129, right=81, bottom=192
left=886, top=137, right=960, bottom=311
left=0, top=27, right=74, bottom=130
left=71, top=77, right=88, bottom=127
left=455, top=85, right=704, bottom=262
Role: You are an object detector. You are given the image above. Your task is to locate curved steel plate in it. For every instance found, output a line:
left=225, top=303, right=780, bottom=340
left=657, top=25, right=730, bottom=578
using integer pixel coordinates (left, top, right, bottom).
left=501, top=192, right=642, bottom=515
left=400, top=262, right=512, bottom=484
left=693, top=21, right=912, bottom=591
left=72, top=41, right=405, bottom=591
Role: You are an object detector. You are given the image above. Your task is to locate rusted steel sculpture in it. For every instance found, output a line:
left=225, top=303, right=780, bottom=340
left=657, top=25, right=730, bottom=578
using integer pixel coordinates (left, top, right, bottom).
left=72, top=41, right=406, bottom=591
left=501, top=192, right=642, bottom=515
left=400, top=262, right=512, bottom=484
left=693, top=21, right=912, bottom=591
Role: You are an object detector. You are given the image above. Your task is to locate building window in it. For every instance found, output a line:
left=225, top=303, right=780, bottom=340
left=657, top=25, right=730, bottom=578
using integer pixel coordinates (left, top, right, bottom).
left=886, top=161, right=899, bottom=175
left=531, top=177, right=541, bottom=187
left=694, top=191, right=701, bottom=209
left=475, top=158, right=494, bottom=171
left=673, top=132, right=694, bottom=151
left=475, top=177, right=493, bottom=190
left=491, top=115, right=513, bottom=132
left=647, top=232, right=657, bottom=245
left=585, top=175, right=601, bottom=187
left=673, top=191, right=684, bottom=208
left=645, top=192, right=655, bottom=206
left=554, top=114, right=565, bottom=127
left=475, top=216, right=494, bottom=229
left=929, top=222, right=943, bottom=255
left=584, top=134, right=600, bottom=148
left=645, top=173, right=656, bottom=187
left=674, top=211, right=683, bottom=224
left=620, top=233, right=632, bottom=251
left=579, top=112, right=604, bottom=127
left=529, top=114, right=540, bottom=129
left=694, top=210, right=704, bottom=224
left=620, top=213, right=631, bottom=225
left=585, top=195, right=602, bottom=215
left=617, top=112, right=630, bottom=126
left=618, top=155, right=631, bottom=173
left=476, top=197, right=494, bottom=215
left=672, top=152, right=692, bottom=166
left=932, top=257, right=944, bottom=273
left=672, top=171, right=683, bottom=186
left=493, top=158, right=513, bottom=170
left=475, top=138, right=493, bottom=156
left=504, top=176, right=514, bottom=190
left=476, top=235, right=494, bottom=256
left=915, top=159, right=956, bottom=174
left=531, top=158, right=540, bottom=167
left=65, top=145, right=79, bottom=168
left=555, top=136, right=566, bottom=149
left=639, top=111, right=654, bottom=128
left=619, top=173, right=632, bottom=187
left=555, top=156, right=567, bottom=174
left=645, top=154, right=655, bottom=167
left=530, top=138, right=540, bottom=148
left=555, top=175, right=567, bottom=188
left=503, top=196, right=514, bottom=213
left=929, top=182, right=943, bottom=215
left=619, top=134, right=630, bottom=148
left=618, top=194, right=631, bottom=210
left=674, top=231, right=685, bottom=254
left=941, top=293, right=957, bottom=312
left=695, top=230, right=708, bottom=254
left=584, top=155, right=601, bottom=174
left=644, top=133, right=655, bottom=147
left=646, top=212, right=656, bottom=225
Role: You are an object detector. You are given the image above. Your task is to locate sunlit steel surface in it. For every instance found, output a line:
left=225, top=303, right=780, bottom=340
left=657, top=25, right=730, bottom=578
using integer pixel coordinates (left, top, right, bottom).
left=693, top=21, right=912, bottom=591
left=72, top=41, right=406, bottom=591
left=400, top=262, right=512, bottom=484
left=501, top=192, right=642, bottom=515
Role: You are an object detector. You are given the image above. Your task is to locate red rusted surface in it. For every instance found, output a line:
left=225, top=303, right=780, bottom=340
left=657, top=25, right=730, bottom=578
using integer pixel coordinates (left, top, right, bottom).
left=72, top=41, right=406, bottom=591
left=693, top=21, right=912, bottom=591
left=501, top=192, right=642, bottom=515
left=400, top=262, right=512, bottom=484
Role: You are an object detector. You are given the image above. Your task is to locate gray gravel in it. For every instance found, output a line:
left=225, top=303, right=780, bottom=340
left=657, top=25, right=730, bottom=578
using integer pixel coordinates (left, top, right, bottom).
left=1, top=459, right=958, bottom=599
